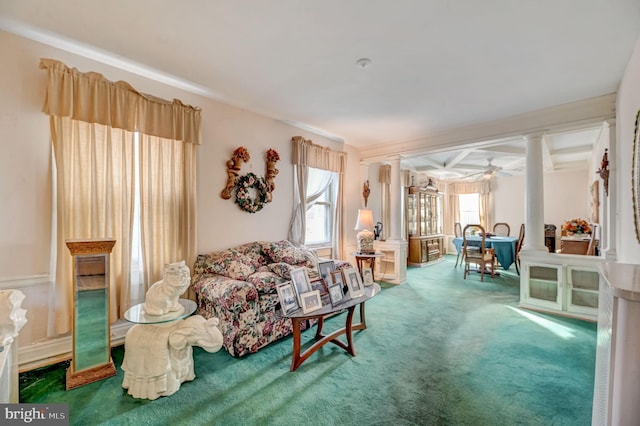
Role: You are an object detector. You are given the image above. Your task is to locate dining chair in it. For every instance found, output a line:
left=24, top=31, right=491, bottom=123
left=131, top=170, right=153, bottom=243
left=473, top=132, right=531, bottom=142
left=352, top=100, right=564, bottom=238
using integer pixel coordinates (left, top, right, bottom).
left=515, top=223, right=525, bottom=275
left=462, top=224, right=495, bottom=282
left=493, top=222, right=511, bottom=236
left=454, top=222, right=463, bottom=267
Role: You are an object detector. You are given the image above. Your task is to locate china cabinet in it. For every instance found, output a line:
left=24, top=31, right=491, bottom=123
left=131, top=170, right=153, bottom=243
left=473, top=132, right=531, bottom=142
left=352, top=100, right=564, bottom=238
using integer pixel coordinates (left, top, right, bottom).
left=406, top=186, right=444, bottom=266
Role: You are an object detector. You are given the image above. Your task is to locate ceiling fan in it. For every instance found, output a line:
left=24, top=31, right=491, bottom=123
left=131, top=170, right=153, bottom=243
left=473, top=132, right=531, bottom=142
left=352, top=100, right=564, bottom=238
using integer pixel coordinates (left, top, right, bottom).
left=464, top=159, right=510, bottom=180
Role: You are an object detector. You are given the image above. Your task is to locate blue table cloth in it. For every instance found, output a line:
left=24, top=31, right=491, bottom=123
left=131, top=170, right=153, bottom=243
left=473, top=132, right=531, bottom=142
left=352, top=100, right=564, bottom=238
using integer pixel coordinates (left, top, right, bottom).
left=452, top=236, right=518, bottom=270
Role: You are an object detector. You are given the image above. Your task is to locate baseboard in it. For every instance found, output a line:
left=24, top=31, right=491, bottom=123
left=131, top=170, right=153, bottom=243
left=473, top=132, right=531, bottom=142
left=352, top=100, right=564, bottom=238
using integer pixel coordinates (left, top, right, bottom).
left=18, top=321, right=133, bottom=372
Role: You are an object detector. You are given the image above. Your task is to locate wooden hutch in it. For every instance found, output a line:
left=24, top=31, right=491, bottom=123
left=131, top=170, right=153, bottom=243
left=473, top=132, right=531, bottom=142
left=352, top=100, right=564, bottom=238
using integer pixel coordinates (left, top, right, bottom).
left=406, top=185, right=444, bottom=266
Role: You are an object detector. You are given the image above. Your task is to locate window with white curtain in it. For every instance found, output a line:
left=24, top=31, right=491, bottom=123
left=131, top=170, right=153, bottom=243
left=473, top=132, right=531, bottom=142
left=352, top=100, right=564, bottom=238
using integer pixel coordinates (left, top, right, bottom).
left=304, top=167, right=337, bottom=247
left=459, top=193, right=480, bottom=228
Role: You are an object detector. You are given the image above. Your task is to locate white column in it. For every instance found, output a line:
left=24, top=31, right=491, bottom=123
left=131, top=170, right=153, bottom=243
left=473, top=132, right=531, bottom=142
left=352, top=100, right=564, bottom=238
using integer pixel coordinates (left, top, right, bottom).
left=521, top=134, right=548, bottom=252
left=603, top=120, right=618, bottom=261
left=389, top=155, right=403, bottom=241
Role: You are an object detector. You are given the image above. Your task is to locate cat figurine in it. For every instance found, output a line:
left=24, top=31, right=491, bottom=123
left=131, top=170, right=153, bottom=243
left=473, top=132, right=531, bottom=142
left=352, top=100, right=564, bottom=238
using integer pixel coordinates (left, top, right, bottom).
left=143, top=260, right=191, bottom=316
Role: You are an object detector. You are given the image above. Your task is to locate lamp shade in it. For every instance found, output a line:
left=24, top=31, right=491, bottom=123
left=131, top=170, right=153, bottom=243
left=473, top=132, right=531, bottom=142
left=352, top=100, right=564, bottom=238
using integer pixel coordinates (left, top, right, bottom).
left=354, top=209, right=374, bottom=230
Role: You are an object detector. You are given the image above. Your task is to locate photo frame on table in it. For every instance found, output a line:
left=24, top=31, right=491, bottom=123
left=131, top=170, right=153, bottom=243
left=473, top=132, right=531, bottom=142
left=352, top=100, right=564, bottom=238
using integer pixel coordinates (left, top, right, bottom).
left=290, top=267, right=312, bottom=305
left=362, top=267, right=374, bottom=286
left=331, top=270, right=346, bottom=295
left=276, top=281, right=299, bottom=315
left=343, top=267, right=364, bottom=298
left=317, top=260, right=336, bottom=286
left=328, top=283, right=344, bottom=306
left=310, top=277, right=328, bottom=295
left=300, top=290, right=323, bottom=314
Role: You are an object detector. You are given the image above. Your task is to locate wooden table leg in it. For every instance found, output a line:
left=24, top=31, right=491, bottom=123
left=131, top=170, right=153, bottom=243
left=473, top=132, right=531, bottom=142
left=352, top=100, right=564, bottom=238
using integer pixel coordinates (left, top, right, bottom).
left=290, top=317, right=303, bottom=372
left=290, top=303, right=368, bottom=371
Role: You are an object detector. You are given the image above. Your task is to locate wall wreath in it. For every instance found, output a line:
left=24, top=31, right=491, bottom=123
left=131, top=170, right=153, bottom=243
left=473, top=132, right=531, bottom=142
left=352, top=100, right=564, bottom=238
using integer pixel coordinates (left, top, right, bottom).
left=235, top=172, right=269, bottom=213
left=220, top=146, right=280, bottom=212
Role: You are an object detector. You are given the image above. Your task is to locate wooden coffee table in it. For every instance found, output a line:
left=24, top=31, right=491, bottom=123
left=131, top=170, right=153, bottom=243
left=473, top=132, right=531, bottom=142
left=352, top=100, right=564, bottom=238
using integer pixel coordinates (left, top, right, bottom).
left=286, top=283, right=381, bottom=371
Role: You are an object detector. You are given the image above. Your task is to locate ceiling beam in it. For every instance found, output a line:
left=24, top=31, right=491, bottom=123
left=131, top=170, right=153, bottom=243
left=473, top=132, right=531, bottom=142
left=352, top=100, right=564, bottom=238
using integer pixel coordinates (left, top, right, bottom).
left=445, top=149, right=473, bottom=168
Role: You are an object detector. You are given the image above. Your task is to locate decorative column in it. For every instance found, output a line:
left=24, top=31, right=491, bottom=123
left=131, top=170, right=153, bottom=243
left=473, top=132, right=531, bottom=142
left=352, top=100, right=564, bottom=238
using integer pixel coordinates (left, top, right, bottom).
left=603, top=119, right=618, bottom=261
left=521, top=133, right=548, bottom=252
left=389, top=155, right=403, bottom=241
left=373, top=155, right=408, bottom=285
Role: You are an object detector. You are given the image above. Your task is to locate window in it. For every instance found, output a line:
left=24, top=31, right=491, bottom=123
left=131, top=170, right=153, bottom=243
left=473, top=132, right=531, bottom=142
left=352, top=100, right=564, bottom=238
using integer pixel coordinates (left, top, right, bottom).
left=459, top=193, right=480, bottom=228
left=304, top=168, right=337, bottom=247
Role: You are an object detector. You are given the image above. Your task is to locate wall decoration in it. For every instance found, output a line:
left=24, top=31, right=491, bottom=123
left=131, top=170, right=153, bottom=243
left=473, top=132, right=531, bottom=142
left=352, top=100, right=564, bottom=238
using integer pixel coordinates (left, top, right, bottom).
left=633, top=110, right=640, bottom=243
left=596, top=148, right=609, bottom=197
left=265, top=149, right=280, bottom=202
left=220, top=147, right=280, bottom=212
left=363, top=180, right=370, bottom=207
left=235, top=172, right=269, bottom=213
left=221, top=146, right=250, bottom=200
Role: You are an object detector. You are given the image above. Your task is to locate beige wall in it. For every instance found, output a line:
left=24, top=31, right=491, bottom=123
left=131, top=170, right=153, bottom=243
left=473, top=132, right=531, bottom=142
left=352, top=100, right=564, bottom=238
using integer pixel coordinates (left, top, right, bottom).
left=492, top=170, right=592, bottom=230
left=0, top=30, right=363, bottom=347
left=491, top=170, right=590, bottom=246
left=616, top=35, right=640, bottom=263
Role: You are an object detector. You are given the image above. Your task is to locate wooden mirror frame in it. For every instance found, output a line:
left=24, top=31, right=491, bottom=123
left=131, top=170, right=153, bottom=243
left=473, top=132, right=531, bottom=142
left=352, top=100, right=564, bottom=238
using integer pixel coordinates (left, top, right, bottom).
left=633, top=110, right=640, bottom=243
left=65, top=238, right=117, bottom=390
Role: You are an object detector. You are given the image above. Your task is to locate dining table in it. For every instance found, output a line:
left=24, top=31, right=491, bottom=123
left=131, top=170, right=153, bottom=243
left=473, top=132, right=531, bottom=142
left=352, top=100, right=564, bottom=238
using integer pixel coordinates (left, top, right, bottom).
left=452, top=235, right=519, bottom=270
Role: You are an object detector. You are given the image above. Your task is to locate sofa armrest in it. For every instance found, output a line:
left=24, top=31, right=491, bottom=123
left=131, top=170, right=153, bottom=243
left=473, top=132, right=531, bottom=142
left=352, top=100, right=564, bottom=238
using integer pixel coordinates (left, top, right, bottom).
left=192, top=274, right=258, bottom=315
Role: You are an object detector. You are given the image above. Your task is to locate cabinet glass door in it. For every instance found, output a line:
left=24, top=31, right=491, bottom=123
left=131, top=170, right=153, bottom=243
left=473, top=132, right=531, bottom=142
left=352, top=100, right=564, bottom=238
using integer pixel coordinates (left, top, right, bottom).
left=419, top=193, right=427, bottom=236
left=567, top=267, right=599, bottom=314
left=525, top=265, right=563, bottom=311
left=407, top=194, right=417, bottom=236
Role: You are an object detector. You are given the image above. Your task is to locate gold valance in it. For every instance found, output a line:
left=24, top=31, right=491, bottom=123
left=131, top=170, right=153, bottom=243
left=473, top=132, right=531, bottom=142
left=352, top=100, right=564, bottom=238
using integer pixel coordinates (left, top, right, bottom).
left=446, top=180, right=492, bottom=194
left=39, top=58, right=202, bottom=144
left=291, top=136, right=346, bottom=173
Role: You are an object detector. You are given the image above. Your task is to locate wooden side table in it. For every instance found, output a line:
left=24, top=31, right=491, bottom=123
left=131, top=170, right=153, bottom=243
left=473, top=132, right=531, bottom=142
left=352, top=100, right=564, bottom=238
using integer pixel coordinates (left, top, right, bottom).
left=351, top=252, right=384, bottom=282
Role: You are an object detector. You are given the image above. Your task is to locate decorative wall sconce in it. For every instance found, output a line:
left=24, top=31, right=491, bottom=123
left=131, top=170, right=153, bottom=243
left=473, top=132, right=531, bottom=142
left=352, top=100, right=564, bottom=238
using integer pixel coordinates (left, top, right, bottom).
left=596, top=148, right=609, bottom=196
left=362, top=180, right=370, bottom=207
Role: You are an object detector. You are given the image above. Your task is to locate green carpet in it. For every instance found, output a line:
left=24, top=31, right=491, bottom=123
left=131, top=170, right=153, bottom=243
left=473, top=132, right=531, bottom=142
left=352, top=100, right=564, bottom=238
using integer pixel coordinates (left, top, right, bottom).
left=20, top=255, right=596, bottom=425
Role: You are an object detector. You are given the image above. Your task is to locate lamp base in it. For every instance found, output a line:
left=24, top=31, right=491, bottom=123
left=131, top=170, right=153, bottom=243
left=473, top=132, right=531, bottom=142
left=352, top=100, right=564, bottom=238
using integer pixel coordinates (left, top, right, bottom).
left=356, top=229, right=375, bottom=255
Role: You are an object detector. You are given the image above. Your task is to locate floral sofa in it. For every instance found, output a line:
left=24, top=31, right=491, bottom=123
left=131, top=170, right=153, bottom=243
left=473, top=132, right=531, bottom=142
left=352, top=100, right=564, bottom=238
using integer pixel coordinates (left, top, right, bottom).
left=191, top=240, right=350, bottom=357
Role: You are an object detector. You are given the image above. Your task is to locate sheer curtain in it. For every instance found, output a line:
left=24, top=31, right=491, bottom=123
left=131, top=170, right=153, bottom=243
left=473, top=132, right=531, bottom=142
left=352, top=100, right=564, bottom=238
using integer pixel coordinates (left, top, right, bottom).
left=41, top=59, right=201, bottom=334
left=445, top=180, right=492, bottom=233
left=288, top=136, right=347, bottom=258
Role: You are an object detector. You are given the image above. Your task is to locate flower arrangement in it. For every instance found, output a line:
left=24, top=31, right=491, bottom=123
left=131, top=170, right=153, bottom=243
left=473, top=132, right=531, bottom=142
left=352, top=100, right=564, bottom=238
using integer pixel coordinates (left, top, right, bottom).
left=266, top=148, right=280, bottom=162
left=562, top=218, right=591, bottom=235
left=233, top=146, right=251, bottom=162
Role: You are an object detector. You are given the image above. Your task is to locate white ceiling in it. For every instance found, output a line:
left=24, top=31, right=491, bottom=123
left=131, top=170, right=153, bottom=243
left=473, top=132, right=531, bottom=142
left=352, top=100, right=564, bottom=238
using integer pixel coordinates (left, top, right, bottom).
left=1, top=1, right=639, bottom=179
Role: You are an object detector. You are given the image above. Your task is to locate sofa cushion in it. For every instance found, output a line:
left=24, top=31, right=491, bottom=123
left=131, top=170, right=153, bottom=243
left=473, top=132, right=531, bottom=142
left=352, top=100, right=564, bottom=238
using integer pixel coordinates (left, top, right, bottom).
left=234, top=241, right=270, bottom=268
left=246, top=270, right=286, bottom=294
left=268, top=262, right=296, bottom=279
left=262, top=240, right=308, bottom=265
left=224, top=256, right=256, bottom=280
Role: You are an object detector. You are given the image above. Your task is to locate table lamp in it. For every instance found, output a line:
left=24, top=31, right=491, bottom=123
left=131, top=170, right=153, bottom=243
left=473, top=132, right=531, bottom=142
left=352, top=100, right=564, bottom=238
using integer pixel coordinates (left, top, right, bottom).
left=355, top=209, right=375, bottom=254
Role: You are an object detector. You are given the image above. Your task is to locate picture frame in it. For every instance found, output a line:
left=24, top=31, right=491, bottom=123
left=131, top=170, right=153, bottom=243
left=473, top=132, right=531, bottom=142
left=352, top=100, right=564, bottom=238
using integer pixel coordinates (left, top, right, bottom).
left=331, top=270, right=346, bottom=295
left=328, top=283, right=344, bottom=306
left=276, top=281, right=299, bottom=315
left=310, top=277, right=328, bottom=295
left=343, top=267, right=364, bottom=298
left=300, top=290, right=323, bottom=314
left=362, top=267, right=374, bottom=286
left=317, top=260, right=335, bottom=287
left=290, top=267, right=313, bottom=305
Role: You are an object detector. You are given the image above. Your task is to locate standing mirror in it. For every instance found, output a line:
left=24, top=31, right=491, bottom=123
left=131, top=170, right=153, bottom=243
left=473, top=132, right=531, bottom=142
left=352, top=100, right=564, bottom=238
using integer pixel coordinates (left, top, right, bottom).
left=65, top=239, right=117, bottom=390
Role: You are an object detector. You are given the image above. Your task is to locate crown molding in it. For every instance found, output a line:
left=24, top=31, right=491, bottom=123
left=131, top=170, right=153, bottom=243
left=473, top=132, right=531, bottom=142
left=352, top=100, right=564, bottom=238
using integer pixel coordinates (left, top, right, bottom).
left=360, top=93, right=616, bottom=162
